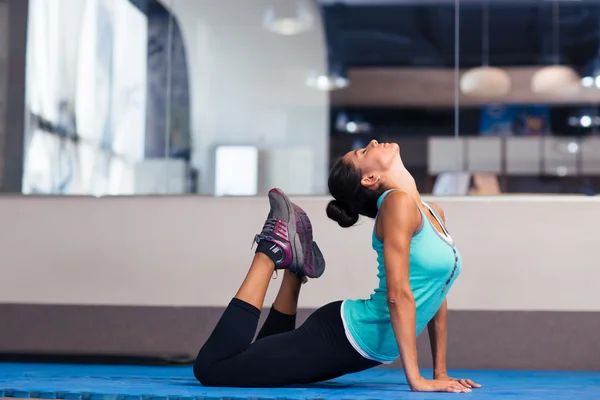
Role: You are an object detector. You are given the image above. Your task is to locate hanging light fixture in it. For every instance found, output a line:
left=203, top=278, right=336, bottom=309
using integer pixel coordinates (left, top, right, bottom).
left=531, top=0, right=581, bottom=95
left=263, top=1, right=314, bottom=36
left=305, top=6, right=349, bottom=92
left=460, top=0, right=511, bottom=98
left=576, top=52, right=600, bottom=89
left=305, top=64, right=349, bottom=91
left=531, top=65, right=580, bottom=94
left=460, top=67, right=511, bottom=97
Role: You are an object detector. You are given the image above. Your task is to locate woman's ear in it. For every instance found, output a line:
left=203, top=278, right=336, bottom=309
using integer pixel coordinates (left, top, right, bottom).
left=361, top=174, right=381, bottom=188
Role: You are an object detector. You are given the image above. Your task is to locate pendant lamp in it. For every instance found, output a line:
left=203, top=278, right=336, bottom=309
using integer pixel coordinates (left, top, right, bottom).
left=460, top=0, right=511, bottom=98
left=530, top=0, right=580, bottom=95
left=263, top=1, right=314, bottom=36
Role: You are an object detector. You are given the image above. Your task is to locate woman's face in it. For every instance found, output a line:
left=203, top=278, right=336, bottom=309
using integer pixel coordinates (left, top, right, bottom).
left=343, top=140, right=401, bottom=187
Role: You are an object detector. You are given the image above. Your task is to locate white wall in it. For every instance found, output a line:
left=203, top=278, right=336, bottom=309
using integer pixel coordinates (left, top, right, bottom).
left=0, top=195, right=598, bottom=312
left=161, top=0, right=330, bottom=195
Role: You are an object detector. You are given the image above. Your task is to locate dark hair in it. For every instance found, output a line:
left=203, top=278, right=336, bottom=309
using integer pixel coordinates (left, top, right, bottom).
left=326, top=157, right=384, bottom=228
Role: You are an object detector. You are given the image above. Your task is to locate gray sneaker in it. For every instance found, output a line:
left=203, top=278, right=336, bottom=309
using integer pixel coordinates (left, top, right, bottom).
left=253, top=188, right=325, bottom=278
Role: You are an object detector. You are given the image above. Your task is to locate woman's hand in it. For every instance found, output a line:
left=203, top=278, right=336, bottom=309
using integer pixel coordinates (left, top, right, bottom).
left=410, top=376, right=476, bottom=393
left=433, top=372, right=482, bottom=390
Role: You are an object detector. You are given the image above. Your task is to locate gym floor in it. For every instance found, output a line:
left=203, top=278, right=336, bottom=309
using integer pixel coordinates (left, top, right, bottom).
left=1, top=363, right=599, bottom=399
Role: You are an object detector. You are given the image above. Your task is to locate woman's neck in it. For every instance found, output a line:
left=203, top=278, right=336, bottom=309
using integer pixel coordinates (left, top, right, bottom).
left=384, top=169, right=421, bottom=203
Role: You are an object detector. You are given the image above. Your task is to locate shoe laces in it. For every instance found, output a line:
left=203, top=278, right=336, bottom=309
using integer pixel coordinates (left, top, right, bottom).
left=250, top=218, right=281, bottom=249
left=261, top=218, right=278, bottom=233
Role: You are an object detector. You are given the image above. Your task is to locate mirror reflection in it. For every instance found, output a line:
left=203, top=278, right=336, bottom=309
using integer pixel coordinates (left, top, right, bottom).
left=3, top=0, right=598, bottom=196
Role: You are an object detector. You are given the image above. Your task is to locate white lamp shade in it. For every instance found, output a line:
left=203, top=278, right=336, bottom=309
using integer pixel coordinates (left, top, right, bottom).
left=531, top=65, right=581, bottom=95
left=263, top=2, right=314, bottom=36
left=460, top=66, right=511, bottom=97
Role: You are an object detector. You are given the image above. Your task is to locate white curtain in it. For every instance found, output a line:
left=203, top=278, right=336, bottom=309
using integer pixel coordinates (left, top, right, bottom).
left=23, top=0, right=147, bottom=195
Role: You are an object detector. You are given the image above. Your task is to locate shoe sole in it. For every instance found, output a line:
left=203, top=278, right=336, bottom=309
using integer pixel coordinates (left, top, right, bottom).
left=294, top=203, right=326, bottom=279
left=269, top=188, right=303, bottom=271
left=296, top=212, right=314, bottom=277
left=311, top=241, right=326, bottom=278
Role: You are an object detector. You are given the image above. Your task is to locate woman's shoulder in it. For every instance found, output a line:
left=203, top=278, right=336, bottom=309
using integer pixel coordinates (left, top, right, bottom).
left=377, top=191, right=421, bottom=227
left=379, top=190, right=417, bottom=210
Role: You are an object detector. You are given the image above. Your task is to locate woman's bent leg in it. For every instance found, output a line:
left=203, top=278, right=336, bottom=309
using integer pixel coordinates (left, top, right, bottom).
left=194, top=189, right=328, bottom=383
left=256, top=270, right=303, bottom=340
left=194, top=301, right=380, bottom=388
left=195, top=259, right=301, bottom=365
left=194, top=253, right=273, bottom=367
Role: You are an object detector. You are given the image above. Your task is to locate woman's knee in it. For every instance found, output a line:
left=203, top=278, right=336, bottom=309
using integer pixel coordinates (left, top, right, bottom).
left=193, top=356, right=215, bottom=386
left=195, top=356, right=238, bottom=387
left=194, top=359, right=246, bottom=387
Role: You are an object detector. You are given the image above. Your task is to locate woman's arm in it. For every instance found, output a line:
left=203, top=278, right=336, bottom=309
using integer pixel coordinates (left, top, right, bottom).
left=379, top=191, right=422, bottom=388
left=379, top=194, right=470, bottom=393
left=427, top=299, right=448, bottom=378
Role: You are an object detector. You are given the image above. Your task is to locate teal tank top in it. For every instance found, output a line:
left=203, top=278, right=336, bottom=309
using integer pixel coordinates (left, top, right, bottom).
left=341, top=190, right=462, bottom=363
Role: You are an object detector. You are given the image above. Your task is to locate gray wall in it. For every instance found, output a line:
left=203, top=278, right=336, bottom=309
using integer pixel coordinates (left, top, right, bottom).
left=0, top=0, right=27, bottom=192
left=0, top=0, right=7, bottom=186
left=0, top=195, right=598, bottom=370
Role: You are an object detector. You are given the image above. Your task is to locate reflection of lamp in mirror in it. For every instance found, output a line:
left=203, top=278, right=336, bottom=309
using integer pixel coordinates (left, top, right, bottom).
left=580, top=76, right=595, bottom=88
left=305, top=73, right=349, bottom=91
left=530, top=1, right=580, bottom=95
left=459, top=0, right=511, bottom=98
left=460, top=67, right=511, bottom=97
left=306, top=65, right=349, bottom=91
left=263, top=1, right=314, bottom=36
left=335, top=112, right=371, bottom=134
left=578, top=56, right=600, bottom=89
left=556, top=166, right=568, bottom=177
left=531, top=65, right=580, bottom=95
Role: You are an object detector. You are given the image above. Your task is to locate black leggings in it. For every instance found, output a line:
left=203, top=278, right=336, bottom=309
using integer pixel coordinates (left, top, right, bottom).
left=193, top=299, right=380, bottom=387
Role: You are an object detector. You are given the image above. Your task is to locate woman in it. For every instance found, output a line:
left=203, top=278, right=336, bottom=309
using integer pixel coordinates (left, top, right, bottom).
left=194, top=140, right=481, bottom=393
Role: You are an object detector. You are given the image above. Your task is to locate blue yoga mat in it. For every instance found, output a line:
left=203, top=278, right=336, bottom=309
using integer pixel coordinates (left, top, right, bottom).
left=1, top=363, right=599, bottom=399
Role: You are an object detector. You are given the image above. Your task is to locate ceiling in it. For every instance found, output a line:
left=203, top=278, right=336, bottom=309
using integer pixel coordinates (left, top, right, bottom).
left=320, top=1, right=600, bottom=70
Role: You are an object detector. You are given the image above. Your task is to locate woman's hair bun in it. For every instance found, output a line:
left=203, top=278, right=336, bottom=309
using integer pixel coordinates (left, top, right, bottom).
left=326, top=199, right=359, bottom=228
